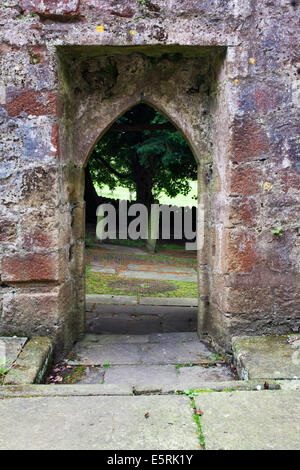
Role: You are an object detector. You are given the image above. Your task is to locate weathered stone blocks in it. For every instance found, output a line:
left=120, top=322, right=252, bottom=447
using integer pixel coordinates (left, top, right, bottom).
left=231, top=118, right=269, bottom=162
left=22, top=0, right=81, bottom=19
left=4, top=89, right=58, bottom=118
left=1, top=283, right=73, bottom=344
left=1, top=252, right=66, bottom=283
left=0, top=0, right=298, bottom=356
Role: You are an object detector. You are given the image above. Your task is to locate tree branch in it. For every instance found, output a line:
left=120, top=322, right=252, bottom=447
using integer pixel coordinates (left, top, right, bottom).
left=110, top=123, right=176, bottom=132
left=97, top=155, right=131, bottom=179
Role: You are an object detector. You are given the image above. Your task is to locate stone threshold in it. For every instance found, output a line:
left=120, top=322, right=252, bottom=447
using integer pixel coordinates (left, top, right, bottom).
left=86, top=293, right=198, bottom=307
left=1, top=379, right=299, bottom=399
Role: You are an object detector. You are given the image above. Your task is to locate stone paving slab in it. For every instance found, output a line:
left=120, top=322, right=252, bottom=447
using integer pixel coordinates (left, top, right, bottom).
left=0, top=384, right=133, bottom=397
left=140, top=297, right=198, bottom=306
left=0, top=337, right=27, bottom=368
left=119, top=270, right=197, bottom=282
left=69, top=342, right=142, bottom=366
left=90, top=266, right=116, bottom=274
left=232, top=335, right=300, bottom=380
left=70, top=366, right=105, bottom=384
left=104, top=365, right=178, bottom=385
left=0, top=380, right=282, bottom=398
left=79, top=332, right=198, bottom=345
left=0, top=395, right=199, bottom=450
left=103, top=364, right=234, bottom=386
left=178, top=365, right=235, bottom=383
left=98, top=243, right=146, bottom=255
left=148, top=332, right=199, bottom=343
left=87, top=294, right=138, bottom=305
left=69, top=334, right=213, bottom=366
left=127, top=264, right=196, bottom=274
left=139, top=341, right=213, bottom=365
left=133, top=380, right=281, bottom=394
left=78, top=333, right=150, bottom=345
left=86, top=294, right=198, bottom=307
left=196, top=390, right=300, bottom=450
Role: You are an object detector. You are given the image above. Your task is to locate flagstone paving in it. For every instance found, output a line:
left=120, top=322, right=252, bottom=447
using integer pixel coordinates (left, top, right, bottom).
left=0, top=394, right=199, bottom=450
left=0, top=384, right=299, bottom=450
left=60, top=332, right=235, bottom=386
left=196, top=390, right=300, bottom=450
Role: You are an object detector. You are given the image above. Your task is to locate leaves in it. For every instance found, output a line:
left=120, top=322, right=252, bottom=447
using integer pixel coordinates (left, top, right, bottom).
left=271, top=226, right=283, bottom=237
left=88, top=104, right=197, bottom=203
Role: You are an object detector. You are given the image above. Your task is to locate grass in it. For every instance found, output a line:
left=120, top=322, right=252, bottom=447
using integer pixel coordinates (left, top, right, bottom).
left=180, top=389, right=207, bottom=449
left=94, top=180, right=198, bottom=207
left=86, top=272, right=198, bottom=298
left=63, top=366, right=87, bottom=384
left=0, top=364, right=10, bottom=385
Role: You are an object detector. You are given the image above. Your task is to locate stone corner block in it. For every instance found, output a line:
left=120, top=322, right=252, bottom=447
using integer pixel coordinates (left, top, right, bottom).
left=4, top=337, right=53, bottom=385
left=232, top=334, right=300, bottom=381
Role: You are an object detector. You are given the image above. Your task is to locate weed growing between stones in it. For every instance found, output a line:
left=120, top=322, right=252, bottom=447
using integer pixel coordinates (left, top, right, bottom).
left=0, top=366, right=9, bottom=385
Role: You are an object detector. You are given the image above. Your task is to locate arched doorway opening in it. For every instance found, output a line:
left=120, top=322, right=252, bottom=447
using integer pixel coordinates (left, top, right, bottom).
left=84, top=103, right=199, bottom=336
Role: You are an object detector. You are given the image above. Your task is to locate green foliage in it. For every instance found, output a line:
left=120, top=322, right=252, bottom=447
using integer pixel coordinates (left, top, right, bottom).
left=271, top=226, right=283, bottom=237
left=88, top=104, right=197, bottom=204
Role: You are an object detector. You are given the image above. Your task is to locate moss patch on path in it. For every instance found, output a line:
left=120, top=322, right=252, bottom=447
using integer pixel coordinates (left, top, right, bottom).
left=86, top=272, right=197, bottom=298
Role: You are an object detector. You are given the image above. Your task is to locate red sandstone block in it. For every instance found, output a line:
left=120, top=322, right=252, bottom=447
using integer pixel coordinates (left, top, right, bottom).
left=51, top=124, right=60, bottom=156
left=230, top=166, right=261, bottom=196
left=1, top=252, right=66, bottom=282
left=22, top=0, right=80, bottom=17
left=5, top=90, right=58, bottom=117
left=231, top=118, right=269, bottom=162
left=22, top=230, right=53, bottom=250
left=224, top=230, right=261, bottom=274
left=228, top=197, right=258, bottom=227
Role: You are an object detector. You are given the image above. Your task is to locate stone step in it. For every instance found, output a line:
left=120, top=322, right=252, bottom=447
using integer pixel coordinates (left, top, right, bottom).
left=79, top=332, right=199, bottom=345
left=86, top=304, right=197, bottom=335
left=68, top=333, right=221, bottom=367
left=68, top=363, right=234, bottom=386
left=86, top=293, right=198, bottom=307
left=63, top=333, right=234, bottom=385
left=232, top=334, right=300, bottom=380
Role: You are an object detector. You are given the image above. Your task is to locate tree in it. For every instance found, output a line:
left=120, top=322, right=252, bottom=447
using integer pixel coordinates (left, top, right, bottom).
left=86, top=104, right=197, bottom=215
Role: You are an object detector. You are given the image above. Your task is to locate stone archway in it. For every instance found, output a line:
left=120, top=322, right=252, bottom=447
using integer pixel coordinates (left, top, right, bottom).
left=0, top=2, right=298, bottom=361
left=57, top=46, right=227, bottom=354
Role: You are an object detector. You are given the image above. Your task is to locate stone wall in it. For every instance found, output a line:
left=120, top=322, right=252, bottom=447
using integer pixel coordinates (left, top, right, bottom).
left=0, top=0, right=299, bottom=355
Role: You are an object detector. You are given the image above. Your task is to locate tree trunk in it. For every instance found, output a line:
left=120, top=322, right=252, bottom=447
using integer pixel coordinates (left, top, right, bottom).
left=132, top=156, right=154, bottom=212
left=131, top=156, right=157, bottom=252
left=84, top=164, right=101, bottom=225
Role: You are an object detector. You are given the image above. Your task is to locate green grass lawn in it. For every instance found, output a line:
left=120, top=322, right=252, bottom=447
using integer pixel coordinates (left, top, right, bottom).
left=86, top=271, right=198, bottom=298
left=95, top=180, right=198, bottom=207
